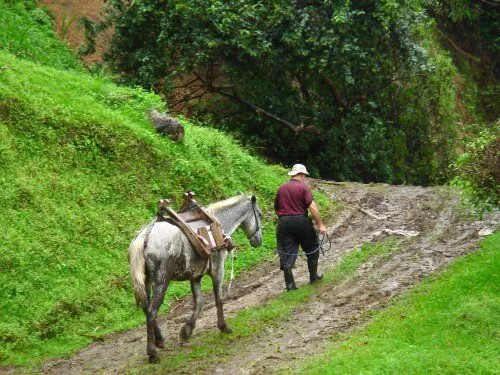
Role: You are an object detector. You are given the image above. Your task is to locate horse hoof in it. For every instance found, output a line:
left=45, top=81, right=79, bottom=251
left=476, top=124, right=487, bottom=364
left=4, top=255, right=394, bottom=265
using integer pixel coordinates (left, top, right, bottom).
left=155, top=339, right=165, bottom=349
left=220, top=326, right=233, bottom=334
left=148, top=354, right=160, bottom=364
left=180, top=324, right=193, bottom=341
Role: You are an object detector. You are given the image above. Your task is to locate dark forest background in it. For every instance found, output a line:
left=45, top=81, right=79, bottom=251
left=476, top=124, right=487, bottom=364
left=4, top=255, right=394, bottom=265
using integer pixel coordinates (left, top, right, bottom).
left=83, top=0, right=498, bottom=200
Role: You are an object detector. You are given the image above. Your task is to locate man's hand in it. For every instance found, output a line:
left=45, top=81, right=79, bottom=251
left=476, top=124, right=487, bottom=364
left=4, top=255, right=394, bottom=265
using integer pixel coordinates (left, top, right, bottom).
left=317, top=223, right=327, bottom=236
left=309, top=201, right=327, bottom=235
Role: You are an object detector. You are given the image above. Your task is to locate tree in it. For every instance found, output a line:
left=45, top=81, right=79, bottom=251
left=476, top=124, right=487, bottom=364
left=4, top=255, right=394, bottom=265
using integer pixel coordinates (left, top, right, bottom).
left=95, top=0, right=459, bottom=183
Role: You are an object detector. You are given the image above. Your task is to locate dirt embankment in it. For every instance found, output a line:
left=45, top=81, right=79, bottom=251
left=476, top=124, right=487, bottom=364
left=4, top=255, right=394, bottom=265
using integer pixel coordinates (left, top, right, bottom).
left=41, top=0, right=108, bottom=64
left=37, top=181, right=498, bottom=374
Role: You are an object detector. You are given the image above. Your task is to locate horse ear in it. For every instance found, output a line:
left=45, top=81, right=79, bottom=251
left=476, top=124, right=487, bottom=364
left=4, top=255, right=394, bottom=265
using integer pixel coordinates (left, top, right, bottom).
left=251, top=195, right=256, bottom=203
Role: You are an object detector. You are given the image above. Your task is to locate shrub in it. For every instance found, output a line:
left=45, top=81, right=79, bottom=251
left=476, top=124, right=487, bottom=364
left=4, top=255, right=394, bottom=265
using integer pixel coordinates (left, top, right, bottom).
left=451, top=121, right=499, bottom=212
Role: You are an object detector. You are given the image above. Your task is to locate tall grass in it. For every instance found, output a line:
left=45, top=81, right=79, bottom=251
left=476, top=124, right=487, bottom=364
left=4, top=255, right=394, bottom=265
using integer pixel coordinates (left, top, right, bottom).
left=299, top=232, right=500, bottom=374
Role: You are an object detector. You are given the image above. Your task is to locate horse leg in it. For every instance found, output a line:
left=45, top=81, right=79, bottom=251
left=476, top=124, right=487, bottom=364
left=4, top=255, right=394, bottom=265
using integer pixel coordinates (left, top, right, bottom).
left=212, top=273, right=232, bottom=334
left=146, top=280, right=169, bottom=363
left=154, top=322, right=165, bottom=349
left=180, top=276, right=203, bottom=342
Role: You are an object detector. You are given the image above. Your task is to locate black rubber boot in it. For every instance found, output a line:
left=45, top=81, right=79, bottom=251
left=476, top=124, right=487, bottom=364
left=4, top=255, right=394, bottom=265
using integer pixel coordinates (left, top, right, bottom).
left=283, top=267, right=297, bottom=291
left=307, top=259, right=323, bottom=284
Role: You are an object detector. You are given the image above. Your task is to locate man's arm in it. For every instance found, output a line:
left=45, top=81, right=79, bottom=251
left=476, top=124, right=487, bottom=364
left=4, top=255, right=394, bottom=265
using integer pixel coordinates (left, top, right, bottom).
left=308, top=201, right=327, bottom=235
left=274, top=192, right=280, bottom=216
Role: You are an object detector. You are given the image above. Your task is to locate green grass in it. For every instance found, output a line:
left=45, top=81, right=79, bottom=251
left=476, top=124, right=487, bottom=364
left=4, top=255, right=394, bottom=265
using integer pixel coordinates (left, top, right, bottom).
left=298, top=232, right=500, bottom=375
left=0, top=0, right=82, bottom=71
left=127, top=240, right=401, bottom=374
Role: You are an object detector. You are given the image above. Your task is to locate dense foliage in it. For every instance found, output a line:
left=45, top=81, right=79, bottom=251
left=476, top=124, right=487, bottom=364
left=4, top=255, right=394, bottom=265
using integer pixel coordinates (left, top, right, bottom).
left=427, top=0, right=499, bottom=75
left=424, top=0, right=499, bottom=209
left=426, top=0, right=499, bottom=124
left=97, top=0, right=462, bottom=184
left=452, top=122, right=500, bottom=211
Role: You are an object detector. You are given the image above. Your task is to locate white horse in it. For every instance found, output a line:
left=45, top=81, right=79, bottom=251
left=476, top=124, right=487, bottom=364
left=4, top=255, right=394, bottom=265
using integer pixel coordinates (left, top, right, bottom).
left=128, top=194, right=263, bottom=363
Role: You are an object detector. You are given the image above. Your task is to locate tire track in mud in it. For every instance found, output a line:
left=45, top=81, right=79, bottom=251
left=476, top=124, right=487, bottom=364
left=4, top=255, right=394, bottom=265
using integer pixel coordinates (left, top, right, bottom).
left=38, top=182, right=498, bottom=374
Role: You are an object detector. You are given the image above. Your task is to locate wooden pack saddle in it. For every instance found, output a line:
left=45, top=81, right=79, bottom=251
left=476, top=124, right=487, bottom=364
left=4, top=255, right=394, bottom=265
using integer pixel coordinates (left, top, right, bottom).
left=157, top=192, right=235, bottom=259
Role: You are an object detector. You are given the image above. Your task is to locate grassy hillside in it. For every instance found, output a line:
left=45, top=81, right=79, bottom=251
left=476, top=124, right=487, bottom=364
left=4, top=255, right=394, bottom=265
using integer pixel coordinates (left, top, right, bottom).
left=0, top=1, right=315, bottom=366
left=299, top=232, right=500, bottom=374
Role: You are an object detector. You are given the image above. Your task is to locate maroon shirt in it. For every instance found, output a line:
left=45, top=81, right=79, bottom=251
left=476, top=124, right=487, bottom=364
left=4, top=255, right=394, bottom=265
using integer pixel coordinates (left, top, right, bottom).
left=274, top=179, right=313, bottom=216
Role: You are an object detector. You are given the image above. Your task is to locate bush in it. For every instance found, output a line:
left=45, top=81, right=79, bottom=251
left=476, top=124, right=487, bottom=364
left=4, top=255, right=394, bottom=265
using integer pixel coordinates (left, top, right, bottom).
left=451, top=121, right=499, bottom=212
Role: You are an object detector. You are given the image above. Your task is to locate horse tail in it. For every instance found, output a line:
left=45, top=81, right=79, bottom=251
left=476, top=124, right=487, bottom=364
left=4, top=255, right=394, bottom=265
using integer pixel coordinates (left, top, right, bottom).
left=128, top=231, right=148, bottom=308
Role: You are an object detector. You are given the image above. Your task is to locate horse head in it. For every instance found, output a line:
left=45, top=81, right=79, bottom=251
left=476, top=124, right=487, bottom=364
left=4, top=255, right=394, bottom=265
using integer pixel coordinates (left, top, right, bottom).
left=241, top=195, right=263, bottom=247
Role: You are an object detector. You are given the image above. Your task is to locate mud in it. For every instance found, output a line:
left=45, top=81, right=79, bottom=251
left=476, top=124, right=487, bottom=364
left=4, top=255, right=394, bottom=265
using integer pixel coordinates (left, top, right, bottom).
left=41, top=0, right=108, bottom=64
left=36, top=182, right=498, bottom=374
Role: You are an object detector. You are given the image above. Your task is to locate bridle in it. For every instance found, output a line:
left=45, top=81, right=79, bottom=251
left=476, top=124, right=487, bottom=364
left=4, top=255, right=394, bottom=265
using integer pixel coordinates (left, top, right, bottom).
left=247, top=199, right=261, bottom=240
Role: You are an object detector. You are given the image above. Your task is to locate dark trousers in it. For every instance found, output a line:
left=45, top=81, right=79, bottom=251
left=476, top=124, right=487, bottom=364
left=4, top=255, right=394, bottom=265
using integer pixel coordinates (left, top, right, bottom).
left=277, top=215, right=319, bottom=270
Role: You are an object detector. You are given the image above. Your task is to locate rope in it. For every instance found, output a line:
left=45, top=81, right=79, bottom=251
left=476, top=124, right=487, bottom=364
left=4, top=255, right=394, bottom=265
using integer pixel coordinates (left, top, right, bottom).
left=276, top=232, right=331, bottom=257
left=227, top=250, right=235, bottom=293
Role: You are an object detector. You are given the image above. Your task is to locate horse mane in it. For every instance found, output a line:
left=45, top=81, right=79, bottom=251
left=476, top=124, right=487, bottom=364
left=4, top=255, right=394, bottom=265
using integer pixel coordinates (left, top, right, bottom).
left=208, top=194, right=247, bottom=212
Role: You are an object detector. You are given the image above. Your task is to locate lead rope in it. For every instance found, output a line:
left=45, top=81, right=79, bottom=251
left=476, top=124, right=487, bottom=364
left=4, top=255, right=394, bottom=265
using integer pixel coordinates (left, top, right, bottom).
left=227, top=250, right=235, bottom=293
left=276, top=232, right=331, bottom=257
left=228, top=198, right=259, bottom=294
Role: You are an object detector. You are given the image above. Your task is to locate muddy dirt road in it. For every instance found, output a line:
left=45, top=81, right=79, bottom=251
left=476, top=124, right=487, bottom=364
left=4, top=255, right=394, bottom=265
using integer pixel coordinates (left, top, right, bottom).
left=39, top=182, right=498, bottom=374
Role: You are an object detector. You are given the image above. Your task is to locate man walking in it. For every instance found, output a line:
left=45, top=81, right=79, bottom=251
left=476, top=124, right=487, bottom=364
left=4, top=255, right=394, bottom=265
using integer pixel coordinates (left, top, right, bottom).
left=274, top=164, right=327, bottom=290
